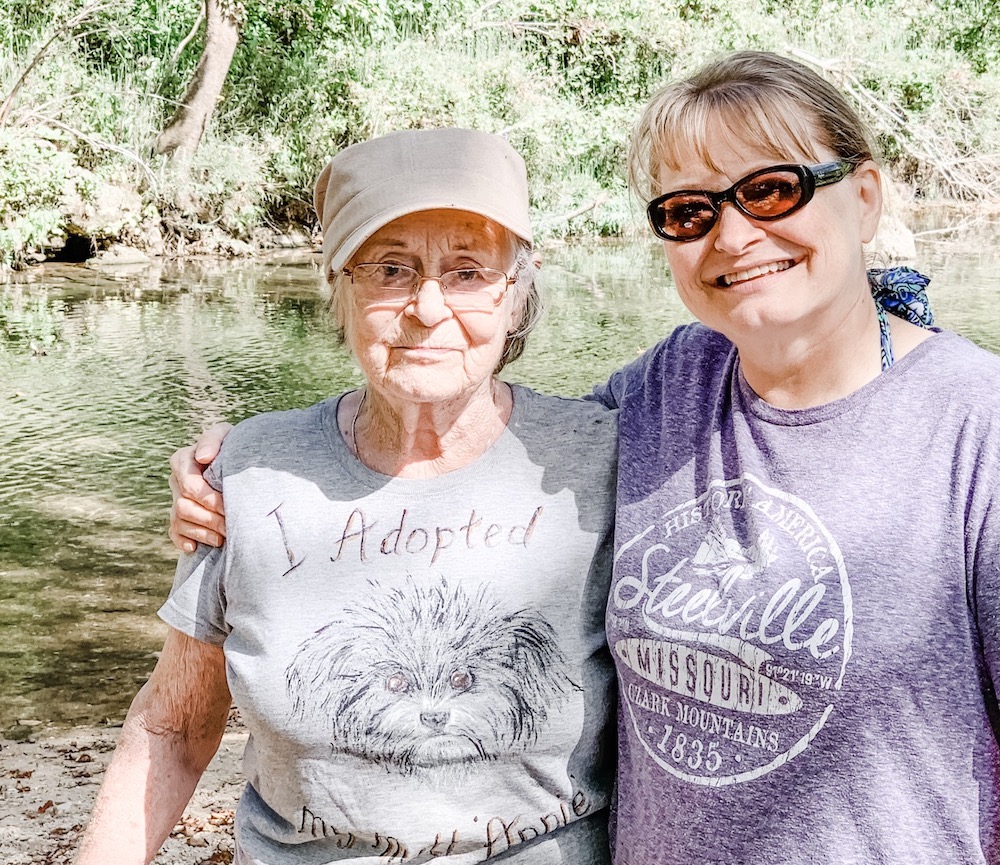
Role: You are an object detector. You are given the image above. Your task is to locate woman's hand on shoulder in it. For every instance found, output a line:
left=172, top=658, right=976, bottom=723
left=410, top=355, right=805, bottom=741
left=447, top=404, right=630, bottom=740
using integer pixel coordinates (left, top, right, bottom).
left=169, top=423, right=233, bottom=552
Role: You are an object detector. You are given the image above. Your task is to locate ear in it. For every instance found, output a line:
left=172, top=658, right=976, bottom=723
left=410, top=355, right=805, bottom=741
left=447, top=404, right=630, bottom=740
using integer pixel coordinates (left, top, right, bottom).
left=854, top=160, right=883, bottom=245
left=506, top=253, right=540, bottom=333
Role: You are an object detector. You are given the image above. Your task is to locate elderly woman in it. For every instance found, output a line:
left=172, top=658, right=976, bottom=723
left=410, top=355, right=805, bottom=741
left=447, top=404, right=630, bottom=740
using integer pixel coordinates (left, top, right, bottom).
left=170, top=53, right=1000, bottom=863
left=76, top=129, right=617, bottom=865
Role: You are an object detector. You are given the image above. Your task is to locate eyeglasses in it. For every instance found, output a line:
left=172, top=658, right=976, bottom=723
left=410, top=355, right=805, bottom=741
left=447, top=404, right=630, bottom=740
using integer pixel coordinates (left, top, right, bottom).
left=646, top=161, right=855, bottom=242
left=342, top=263, right=515, bottom=311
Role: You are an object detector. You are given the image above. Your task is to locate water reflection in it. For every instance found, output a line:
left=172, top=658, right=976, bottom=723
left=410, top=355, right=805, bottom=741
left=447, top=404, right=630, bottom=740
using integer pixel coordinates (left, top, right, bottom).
left=1, top=238, right=997, bottom=731
left=913, top=231, right=1000, bottom=354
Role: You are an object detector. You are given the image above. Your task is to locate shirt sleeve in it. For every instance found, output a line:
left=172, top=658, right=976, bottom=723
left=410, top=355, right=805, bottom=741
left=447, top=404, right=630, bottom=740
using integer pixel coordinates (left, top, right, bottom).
left=585, top=350, right=655, bottom=410
left=158, top=453, right=230, bottom=645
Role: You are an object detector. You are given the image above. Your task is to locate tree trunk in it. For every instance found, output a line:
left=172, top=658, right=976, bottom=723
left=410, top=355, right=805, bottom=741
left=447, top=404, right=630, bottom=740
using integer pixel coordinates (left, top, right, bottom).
left=154, top=0, right=239, bottom=159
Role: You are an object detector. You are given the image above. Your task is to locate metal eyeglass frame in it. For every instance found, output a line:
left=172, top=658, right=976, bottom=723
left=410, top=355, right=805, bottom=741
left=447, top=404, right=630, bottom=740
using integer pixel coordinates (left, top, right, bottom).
left=342, top=264, right=517, bottom=309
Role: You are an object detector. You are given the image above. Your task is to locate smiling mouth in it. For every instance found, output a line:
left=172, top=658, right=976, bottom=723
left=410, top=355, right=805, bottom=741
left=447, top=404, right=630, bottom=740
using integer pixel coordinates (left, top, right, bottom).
left=718, top=260, right=794, bottom=287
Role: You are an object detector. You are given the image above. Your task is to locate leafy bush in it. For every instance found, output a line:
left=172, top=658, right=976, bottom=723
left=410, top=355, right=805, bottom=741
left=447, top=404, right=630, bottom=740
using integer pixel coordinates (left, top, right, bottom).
left=0, top=131, right=74, bottom=269
left=3, top=0, right=1000, bottom=275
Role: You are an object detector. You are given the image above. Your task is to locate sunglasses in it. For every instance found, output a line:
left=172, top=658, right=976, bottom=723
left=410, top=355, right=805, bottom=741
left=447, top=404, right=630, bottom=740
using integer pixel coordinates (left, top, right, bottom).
left=646, top=161, right=855, bottom=242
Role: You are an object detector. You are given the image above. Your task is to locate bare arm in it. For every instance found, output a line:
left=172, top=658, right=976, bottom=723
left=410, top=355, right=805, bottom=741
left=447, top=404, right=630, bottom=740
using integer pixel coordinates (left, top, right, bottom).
left=75, top=628, right=231, bottom=865
left=168, top=422, right=233, bottom=552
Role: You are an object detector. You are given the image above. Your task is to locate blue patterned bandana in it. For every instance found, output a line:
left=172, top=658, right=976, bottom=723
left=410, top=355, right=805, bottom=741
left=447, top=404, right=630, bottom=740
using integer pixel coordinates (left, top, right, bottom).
left=868, top=266, right=934, bottom=370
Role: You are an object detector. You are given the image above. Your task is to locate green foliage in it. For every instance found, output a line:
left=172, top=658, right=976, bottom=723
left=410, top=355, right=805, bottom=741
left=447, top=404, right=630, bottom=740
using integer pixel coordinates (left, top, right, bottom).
left=513, top=0, right=678, bottom=105
left=936, top=0, right=1000, bottom=74
left=0, top=131, right=74, bottom=269
left=2, top=0, right=1000, bottom=271
left=160, top=130, right=272, bottom=236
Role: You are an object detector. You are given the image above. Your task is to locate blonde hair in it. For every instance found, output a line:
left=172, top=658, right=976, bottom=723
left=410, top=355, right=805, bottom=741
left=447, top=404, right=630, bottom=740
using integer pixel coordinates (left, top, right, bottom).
left=629, top=51, right=878, bottom=201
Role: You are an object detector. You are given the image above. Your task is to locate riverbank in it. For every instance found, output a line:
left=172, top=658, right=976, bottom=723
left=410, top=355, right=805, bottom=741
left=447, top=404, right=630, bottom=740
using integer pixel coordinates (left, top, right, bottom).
left=3, top=190, right=990, bottom=286
left=9, top=1, right=1000, bottom=283
left=0, top=724, right=245, bottom=864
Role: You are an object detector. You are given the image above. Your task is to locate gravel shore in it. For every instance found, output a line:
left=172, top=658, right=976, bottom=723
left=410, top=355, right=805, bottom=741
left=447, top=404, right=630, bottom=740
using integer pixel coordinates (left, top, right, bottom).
left=0, top=724, right=245, bottom=864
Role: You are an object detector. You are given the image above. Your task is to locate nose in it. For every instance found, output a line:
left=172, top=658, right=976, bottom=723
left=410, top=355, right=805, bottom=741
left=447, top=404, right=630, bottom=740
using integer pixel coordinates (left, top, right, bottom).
left=406, top=277, right=454, bottom=326
left=712, top=202, right=765, bottom=254
left=419, top=710, right=450, bottom=732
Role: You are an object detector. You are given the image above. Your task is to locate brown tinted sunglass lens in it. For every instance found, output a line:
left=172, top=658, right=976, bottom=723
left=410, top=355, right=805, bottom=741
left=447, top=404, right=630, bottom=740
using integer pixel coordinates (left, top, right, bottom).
left=660, top=195, right=716, bottom=239
left=736, top=172, right=803, bottom=219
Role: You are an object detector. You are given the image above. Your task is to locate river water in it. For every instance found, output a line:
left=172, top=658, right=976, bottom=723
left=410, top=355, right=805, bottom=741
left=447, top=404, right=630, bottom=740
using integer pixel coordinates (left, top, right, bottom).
left=1, top=233, right=998, bottom=734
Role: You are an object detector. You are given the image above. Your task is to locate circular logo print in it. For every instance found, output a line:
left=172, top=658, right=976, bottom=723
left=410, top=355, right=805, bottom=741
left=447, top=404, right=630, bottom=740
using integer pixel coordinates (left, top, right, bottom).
left=610, top=473, right=853, bottom=785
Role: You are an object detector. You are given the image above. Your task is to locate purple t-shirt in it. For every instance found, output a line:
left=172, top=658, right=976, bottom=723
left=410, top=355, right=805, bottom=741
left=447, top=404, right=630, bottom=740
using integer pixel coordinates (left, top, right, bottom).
left=593, top=323, right=1000, bottom=864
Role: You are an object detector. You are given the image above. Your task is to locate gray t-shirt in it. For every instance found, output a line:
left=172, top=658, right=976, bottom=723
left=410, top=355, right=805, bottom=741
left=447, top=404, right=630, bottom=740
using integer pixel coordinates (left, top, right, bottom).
left=592, top=324, right=1000, bottom=864
left=160, top=385, right=618, bottom=865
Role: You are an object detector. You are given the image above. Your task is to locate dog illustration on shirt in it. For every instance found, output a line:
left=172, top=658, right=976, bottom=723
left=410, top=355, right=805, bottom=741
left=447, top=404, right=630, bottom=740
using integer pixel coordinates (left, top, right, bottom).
left=285, top=577, right=578, bottom=774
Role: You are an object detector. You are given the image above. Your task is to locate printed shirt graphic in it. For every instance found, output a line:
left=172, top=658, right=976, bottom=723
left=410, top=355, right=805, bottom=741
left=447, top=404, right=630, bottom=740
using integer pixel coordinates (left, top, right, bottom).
left=159, top=387, right=617, bottom=865
left=594, top=324, right=1000, bottom=865
left=285, top=576, right=578, bottom=777
left=612, top=472, right=852, bottom=786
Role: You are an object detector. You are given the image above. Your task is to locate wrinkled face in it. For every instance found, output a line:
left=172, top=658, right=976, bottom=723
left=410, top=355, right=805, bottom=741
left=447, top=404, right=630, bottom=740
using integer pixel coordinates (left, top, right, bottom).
left=656, top=118, right=882, bottom=348
left=340, top=209, right=518, bottom=405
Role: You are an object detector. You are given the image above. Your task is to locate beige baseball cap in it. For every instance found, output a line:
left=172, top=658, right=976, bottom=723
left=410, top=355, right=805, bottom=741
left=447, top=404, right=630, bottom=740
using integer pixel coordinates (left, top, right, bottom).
left=313, top=128, right=533, bottom=278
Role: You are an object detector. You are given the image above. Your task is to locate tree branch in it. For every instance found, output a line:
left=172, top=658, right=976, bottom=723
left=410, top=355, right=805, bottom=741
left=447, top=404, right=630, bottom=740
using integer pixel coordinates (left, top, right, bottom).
left=25, top=114, right=158, bottom=188
left=555, top=192, right=610, bottom=223
left=0, top=2, right=112, bottom=128
left=170, top=3, right=206, bottom=69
